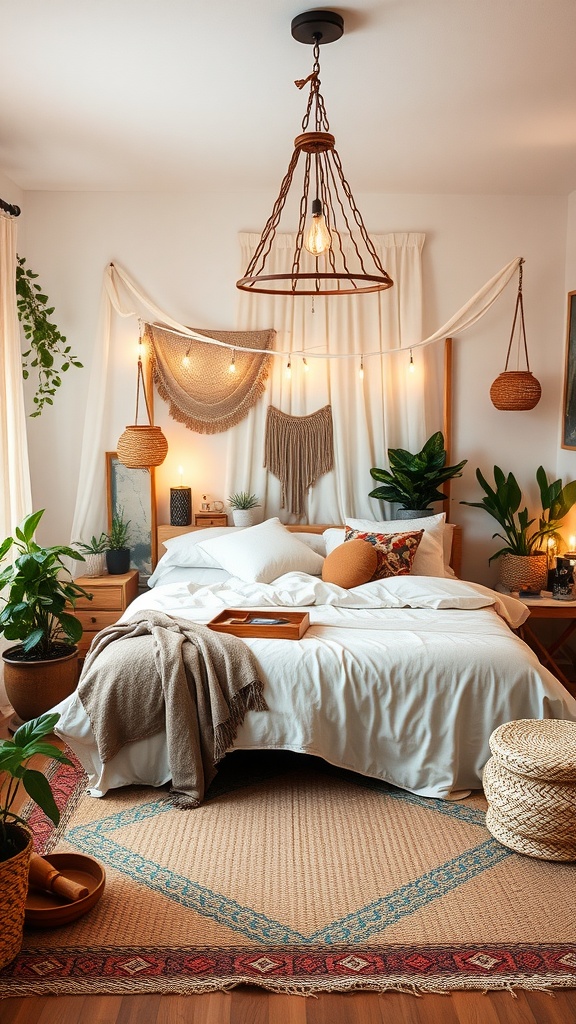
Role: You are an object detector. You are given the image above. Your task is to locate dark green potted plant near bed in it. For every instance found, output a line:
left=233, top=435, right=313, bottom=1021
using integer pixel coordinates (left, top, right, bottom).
left=369, top=431, right=467, bottom=517
left=105, top=508, right=131, bottom=575
left=0, top=509, right=90, bottom=722
left=461, top=465, right=576, bottom=593
left=0, top=712, right=71, bottom=969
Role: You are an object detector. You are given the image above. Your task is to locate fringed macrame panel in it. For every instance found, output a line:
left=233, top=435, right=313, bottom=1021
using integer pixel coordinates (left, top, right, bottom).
left=264, top=405, right=335, bottom=517
left=146, top=324, right=274, bottom=434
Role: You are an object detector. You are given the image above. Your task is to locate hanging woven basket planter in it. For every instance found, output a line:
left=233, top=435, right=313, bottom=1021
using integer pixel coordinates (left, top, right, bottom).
left=490, top=259, right=541, bottom=411
left=116, top=343, right=168, bottom=468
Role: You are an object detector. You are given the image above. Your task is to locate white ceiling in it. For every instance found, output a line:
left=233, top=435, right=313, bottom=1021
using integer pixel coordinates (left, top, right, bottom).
left=1, top=0, right=575, bottom=197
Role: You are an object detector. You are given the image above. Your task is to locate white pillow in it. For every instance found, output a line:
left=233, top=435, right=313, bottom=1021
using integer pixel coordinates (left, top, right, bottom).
left=326, top=512, right=449, bottom=578
left=161, top=527, right=244, bottom=568
left=197, top=518, right=325, bottom=583
left=148, top=565, right=231, bottom=588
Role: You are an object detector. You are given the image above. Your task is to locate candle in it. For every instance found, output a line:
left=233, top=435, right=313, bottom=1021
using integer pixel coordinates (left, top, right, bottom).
left=178, top=465, right=184, bottom=486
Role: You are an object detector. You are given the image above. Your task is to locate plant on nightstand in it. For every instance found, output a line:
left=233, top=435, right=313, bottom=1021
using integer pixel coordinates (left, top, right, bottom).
left=0, top=510, right=91, bottom=722
left=76, top=532, right=108, bottom=578
left=461, top=465, right=576, bottom=593
left=227, top=491, right=261, bottom=527
left=0, top=712, right=71, bottom=968
left=105, top=508, right=131, bottom=576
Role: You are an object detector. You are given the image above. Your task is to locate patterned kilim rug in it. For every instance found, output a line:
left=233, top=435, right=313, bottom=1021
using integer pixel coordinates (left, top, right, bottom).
left=1, top=749, right=576, bottom=997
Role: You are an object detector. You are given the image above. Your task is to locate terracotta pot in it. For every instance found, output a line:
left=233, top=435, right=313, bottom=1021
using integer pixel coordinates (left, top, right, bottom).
left=498, top=552, right=548, bottom=595
left=2, top=645, right=79, bottom=721
left=0, top=823, right=32, bottom=970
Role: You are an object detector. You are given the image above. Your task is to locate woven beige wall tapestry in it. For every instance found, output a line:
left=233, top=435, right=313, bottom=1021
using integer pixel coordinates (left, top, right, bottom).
left=146, top=324, right=274, bottom=434
left=264, top=405, right=334, bottom=517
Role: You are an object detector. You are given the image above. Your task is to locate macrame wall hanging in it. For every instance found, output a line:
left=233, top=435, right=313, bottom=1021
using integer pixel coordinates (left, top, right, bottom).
left=264, top=404, right=334, bottom=517
left=146, top=324, right=274, bottom=434
left=490, top=258, right=542, bottom=411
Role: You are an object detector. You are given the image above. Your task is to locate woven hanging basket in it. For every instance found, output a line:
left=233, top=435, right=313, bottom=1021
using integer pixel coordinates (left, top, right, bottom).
left=490, top=370, right=542, bottom=411
left=0, top=824, right=32, bottom=970
left=117, top=424, right=168, bottom=468
left=490, top=260, right=541, bottom=411
left=116, top=350, right=168, bottom=468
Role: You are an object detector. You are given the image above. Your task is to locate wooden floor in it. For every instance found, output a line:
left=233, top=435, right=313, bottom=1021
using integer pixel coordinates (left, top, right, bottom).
left=2, top=713, right=576, bottom=1023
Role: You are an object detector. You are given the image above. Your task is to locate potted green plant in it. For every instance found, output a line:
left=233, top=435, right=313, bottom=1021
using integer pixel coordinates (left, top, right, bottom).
left=369, top=431, right=467, bottom=517
left=227, top=491, right=261, bottom=527
left=461, top=465, right=576, bottom=593
left=105, top=508, right=131, bottom=575
left=0, top=712, right=71, bottom=968
left=76, top=532, right=108, bottom=578
left=0, top=510, right=90, bottom=722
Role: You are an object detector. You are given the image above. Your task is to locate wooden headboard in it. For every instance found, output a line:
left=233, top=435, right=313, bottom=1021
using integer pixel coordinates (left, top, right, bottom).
left=157, top=523, right=462, bottom=578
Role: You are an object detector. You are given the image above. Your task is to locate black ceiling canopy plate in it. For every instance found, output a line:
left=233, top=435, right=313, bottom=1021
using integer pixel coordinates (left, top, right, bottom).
left=291, top=9, right=344, bottom=45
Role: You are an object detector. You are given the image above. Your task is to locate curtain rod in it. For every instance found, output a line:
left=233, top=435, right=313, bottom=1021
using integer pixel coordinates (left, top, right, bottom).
left=0, top=197, right=21, bottom=216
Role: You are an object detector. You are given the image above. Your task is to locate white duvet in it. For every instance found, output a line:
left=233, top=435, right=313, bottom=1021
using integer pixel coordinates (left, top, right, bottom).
left=54, top=573, right=576, bottom=800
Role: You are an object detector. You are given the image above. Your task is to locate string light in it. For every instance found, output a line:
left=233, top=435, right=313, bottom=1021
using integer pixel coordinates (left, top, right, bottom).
left=228, top=350, right=236, bottom=374
left=182, top=345, right=191, bottom=368
left=408, top=349, right=415, bottom=373
left=286, top=356, right=292, bottom=379
left=359, top=355, right=364, bottom=380
left=137, top=320, right=145, bottom=360
left=302, top=357, right=309, bottom=372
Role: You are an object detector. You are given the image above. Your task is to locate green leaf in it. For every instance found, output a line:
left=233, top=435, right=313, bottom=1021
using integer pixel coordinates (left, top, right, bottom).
left=21, top=769, right=60, bottom=825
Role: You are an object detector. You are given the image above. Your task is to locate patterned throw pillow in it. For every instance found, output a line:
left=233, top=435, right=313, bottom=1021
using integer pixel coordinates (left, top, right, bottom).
left=344, top=527, right=424, bottom=580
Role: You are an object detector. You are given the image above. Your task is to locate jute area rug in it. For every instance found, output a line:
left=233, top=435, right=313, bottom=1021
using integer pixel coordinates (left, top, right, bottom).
left=1, top=749, right=576, bottom=998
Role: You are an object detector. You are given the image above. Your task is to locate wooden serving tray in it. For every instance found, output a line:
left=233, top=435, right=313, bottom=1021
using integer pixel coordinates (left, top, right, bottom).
left=208, top=609, right=309, bottom=640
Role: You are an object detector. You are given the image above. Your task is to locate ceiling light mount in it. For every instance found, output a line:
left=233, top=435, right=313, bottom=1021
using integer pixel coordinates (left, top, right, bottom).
left=236, top=9, right=393, bottom=297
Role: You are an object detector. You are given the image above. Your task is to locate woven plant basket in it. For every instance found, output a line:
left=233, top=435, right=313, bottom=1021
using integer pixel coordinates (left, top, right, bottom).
left=490, top=370, right=542, bottom=411
left=0, top=824, right=33, bottom=969
left=116, top=424, right=168, bottom=468
left=498, top=552, right=548, bottom=594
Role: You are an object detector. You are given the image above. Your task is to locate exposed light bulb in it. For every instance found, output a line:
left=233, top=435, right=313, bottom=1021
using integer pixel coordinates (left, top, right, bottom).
left=182, top=346, right=191, bottom=368
left=178, top=465, right=184, bottom=485
left=304, top=199, right=331, bottom=256
left=359, top=356, right=364, bottom=380
left=228, top=350, right=236, bottom=374
left=303, top=358, right=309, bottom=372
left=408, top=349, right=415, bottom=373
left=286, top=358, right=292, bottom=380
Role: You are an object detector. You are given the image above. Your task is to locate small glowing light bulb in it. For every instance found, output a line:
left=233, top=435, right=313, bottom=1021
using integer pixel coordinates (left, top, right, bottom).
left=359, top=356, right=364, bottom=380
left=303, top=358, right=309, bottom=373
left=178, top=465, right=184, bottom=485
left=182, top=346, right=191, bottom=368
left=286, top=358, right=292, bottom=380
left=409, top=349, right=415, bottom=373
left=304, top=199, right=331, bottom=256
left=228, top=350, right=236, bottom=374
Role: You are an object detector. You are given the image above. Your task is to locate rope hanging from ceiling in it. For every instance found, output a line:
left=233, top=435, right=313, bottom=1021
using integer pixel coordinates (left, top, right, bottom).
left=146, top=323, right=275, bottom=434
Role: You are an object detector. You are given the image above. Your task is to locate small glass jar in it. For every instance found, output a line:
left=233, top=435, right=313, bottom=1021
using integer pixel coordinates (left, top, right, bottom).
left=552, top=557, right=575, bottom=600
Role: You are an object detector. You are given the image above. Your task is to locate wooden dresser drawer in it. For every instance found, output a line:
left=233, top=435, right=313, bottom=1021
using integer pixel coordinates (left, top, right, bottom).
left=75, top=610, right=124, bottom=632
left=74, top=571, right=139, bottom=611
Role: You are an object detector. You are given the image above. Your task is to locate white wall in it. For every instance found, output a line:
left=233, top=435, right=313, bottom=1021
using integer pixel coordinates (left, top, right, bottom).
left=14, top=188, right=570, bottom=585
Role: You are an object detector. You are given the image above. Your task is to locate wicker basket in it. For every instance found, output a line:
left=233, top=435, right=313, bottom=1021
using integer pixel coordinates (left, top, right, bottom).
left=483, top=719, right=576, bottom=861
left=490, top=370, right=542, bottom=411
left=498, top=552, right=548, bottom=594
left=116, top=424, right=168, bottom=468
left=0, top=824, right=33, bottom=970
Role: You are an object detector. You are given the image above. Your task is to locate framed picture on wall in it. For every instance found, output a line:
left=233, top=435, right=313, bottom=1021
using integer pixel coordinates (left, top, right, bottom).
left=106, top=452, right=157, bottom=580
left=562, top=290, right=576, bottom=450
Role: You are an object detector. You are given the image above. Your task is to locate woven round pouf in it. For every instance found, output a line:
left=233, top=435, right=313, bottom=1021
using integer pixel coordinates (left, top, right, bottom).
left=483, top=719, right=576, bottom=861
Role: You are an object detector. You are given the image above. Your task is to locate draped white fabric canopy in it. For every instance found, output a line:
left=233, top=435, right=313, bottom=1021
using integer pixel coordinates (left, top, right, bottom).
left=70, top=247, right=522, bottom=544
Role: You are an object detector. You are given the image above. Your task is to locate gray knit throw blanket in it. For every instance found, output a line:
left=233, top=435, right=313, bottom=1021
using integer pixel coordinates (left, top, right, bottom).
left=77, top=610, right=267, bottom=808
left=263, top=404, right=335, bottom=516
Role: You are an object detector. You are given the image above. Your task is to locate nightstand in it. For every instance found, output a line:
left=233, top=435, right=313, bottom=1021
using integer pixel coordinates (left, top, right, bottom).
left=194, top=512, right=228, bottom=527
left=499, top=587, right=576, bottom=692
left=73, top=570, right=140, bottom=658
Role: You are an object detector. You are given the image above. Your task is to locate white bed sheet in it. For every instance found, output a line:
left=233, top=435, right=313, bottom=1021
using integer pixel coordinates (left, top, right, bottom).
left=53, top=573, right=576, bottom=801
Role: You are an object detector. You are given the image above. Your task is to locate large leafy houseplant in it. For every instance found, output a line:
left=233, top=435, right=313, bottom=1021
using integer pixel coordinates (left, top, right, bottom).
left=461, top=466, right=576, bottom=562
left=0, top=713, right=70, bottom=860
left=369, top=431, right=467, bottom=512
left=0, top=509, right=89, bottom=660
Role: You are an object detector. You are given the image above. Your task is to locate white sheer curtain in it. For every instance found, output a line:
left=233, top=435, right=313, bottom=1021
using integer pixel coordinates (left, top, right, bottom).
left=0, top=212, right=31, bottom=537
left=227, top=232, right=445, bottom=522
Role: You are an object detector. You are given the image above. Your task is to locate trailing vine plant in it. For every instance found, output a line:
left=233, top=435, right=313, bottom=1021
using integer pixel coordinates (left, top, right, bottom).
left=15, top=255, right=83, bottom=417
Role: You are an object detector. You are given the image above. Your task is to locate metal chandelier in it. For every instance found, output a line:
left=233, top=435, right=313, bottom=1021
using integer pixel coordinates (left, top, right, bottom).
left=236, top=9, right=394, bottom=297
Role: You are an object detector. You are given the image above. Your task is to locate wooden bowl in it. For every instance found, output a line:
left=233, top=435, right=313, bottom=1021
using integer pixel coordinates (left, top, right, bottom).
left=25, top=853, right=105, bottom=928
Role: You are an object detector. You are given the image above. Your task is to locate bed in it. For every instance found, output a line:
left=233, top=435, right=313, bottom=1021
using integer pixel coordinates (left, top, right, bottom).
left=53, top=513, right=576, bottom=802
